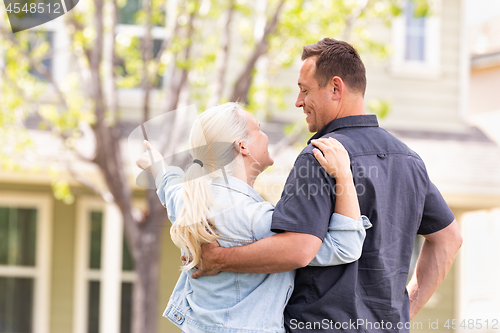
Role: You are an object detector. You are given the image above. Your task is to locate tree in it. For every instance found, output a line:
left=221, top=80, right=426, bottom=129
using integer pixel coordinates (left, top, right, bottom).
left=0, top=0, right=429, bottom=332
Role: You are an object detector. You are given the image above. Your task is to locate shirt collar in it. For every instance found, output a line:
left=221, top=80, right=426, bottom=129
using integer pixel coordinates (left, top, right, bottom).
left=211, top=176, right=264, bottom=203
left=307, top=114, right=379, bottom=144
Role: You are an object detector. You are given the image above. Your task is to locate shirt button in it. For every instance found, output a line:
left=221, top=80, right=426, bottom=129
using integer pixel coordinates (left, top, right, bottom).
left=377, top=153, right=387, bottom=158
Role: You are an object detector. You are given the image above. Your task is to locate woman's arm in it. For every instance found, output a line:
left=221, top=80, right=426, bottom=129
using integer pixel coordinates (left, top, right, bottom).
left=136, top=140, right=184, bottom=221
left=309, top=214, right=371, bottom=266
left=308, top=137, right=369, bottom=266
left=136, top=140, right=167, bottom=180
left=251, top=201, right=371, bottom=267
left=311, top=137, right=360, bottom=221
left=154, top=167, right=185, bottom=222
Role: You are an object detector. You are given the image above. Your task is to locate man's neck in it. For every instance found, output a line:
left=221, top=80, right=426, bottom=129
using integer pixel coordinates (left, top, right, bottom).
left=336, top=96, right=366, bottom=119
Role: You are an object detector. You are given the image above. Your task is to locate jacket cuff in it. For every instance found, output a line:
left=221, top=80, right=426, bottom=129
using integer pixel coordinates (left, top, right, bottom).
left=328, top=213, right=372, bottom=231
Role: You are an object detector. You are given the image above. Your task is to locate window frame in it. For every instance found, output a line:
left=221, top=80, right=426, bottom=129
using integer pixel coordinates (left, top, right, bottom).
left=113, top=17, right=173, bottom=113
left=0, top=192, right=53, bottom=333
left=1, top=18, right=67, bottom=94
left=390, top=0, right=442, bottom=80
left=73, top=197, right=139, bottom=333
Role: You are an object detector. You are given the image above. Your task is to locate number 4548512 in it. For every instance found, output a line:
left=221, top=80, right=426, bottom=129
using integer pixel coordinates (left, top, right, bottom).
left=444, top=319, right=499, bottom=330
left=6, top=2, right=62, bottom=14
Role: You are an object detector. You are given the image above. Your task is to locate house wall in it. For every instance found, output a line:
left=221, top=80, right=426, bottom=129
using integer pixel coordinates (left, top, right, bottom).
left=365, top=0, right=464, bottom=132
left=268, top=0, right=466, bottom=134
left=158, top=219, right=183, bottom=333
left=469, top=65, right=500, bottom=114
left=50, top=197, right=76, bottom=333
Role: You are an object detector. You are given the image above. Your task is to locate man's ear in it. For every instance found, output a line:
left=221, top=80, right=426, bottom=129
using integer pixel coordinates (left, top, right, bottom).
left=330, top=76, right=344, bottom=100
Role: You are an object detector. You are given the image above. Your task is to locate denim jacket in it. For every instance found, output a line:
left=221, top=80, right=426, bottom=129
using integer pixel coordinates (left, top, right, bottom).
left=156, top=166, right=372, bottom=333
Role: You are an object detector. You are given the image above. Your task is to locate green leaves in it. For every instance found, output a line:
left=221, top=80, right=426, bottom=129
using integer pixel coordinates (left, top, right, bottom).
left=0, top=0, right=426, bottom=205
left=50, top=166, right=75, bottom=204
left=367, top=98, right=392, bottom=119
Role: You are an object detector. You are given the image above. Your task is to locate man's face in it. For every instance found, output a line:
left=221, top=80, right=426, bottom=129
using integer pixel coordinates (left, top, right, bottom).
left=295, top=57, right=336, bottom=133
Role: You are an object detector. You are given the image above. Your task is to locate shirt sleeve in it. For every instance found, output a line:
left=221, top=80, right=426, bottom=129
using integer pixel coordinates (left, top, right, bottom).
left=271, top=153, right=334, bottom=240
left=155, top=166, right=185, bottom=222
left=417, top=180, right=455, bottom=235
left=309, top=214, right=372, bottom=266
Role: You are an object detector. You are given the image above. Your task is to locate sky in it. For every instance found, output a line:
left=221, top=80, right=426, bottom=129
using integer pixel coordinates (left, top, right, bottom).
left=465, top=0, right=500, bottom=25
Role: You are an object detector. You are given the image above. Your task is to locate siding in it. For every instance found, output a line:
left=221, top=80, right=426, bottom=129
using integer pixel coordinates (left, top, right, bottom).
left=158, top=225, right=183, bottom=332
left=470, top=65, right=500, bottom=114
left=364, top=0, right=464, bottom=131
left=50, top=197, right=76, bottom=333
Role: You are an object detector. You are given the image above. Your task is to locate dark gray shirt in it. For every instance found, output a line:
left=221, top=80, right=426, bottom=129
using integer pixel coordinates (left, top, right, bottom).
left=271, top=115, right=455, bottom=332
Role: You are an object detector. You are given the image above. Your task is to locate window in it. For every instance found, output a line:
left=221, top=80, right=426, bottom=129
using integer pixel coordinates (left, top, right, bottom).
left=73, top=199, right=137, bottom=333
left=10, top=30, right=55, bottom=82
left=118, top=0, right=141, bottom=25
left=118, top=0, right=166, bottom=26
left=0, top=193, right=52, bottom=333
left=115, top=37, right=165, bottom=89
left=27, top=31, right=54, bottom=82
left=390, top=0, right=441, bottom=79
left=86, top=211, right=135, bottom=333
left=404, top=1, right=426, bottom=62
left=114, top=0, right=168, bottom=91
left=0, top=207, right=36, bottom=333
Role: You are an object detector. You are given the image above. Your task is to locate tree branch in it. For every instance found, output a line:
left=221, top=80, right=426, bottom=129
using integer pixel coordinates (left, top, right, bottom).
left=269, top=122, right=304, bottom=159
left=153, top=7, right=181, bottom=69
left=0, top=29, right=69, bottom=109
left=207, top=0, right=235, bottom=107
left=158, top=2, right=198, bottom=158
left=66, top=161, right=115, bottom=202
left=342, top=0, right=371, bottom=41
left=141, top=0, right=154, bottom=123
left=109, top=0, right=119, bottom=122
left=230, top=0, right=285, bottom=104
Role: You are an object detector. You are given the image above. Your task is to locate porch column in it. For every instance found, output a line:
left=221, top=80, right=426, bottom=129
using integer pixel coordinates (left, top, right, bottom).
left=100, top=202, right=123, bottom=333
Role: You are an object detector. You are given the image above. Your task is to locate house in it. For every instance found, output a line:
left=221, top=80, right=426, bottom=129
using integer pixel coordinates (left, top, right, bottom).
left=1, top=0, right=498, bottom=333
left=456, top=13, right=500, bottom=331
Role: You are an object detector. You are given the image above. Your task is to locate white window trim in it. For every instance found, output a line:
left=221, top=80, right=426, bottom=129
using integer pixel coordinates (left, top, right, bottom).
left=109, top=24, right=170, bottom=111
left=2, top=19, right=65, bottom=98
left=0, top=192, right=53, bottom=333
left=389, top=0, right=442, bottom=80
left=73, top=197, right=140, bottom=333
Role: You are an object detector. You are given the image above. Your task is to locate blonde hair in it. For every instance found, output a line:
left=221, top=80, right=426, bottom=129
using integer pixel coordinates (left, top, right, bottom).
left=170, top=102, right=251, bottom=271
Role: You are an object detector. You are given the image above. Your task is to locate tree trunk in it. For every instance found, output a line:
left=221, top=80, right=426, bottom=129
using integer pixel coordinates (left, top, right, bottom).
left=131, top=193, right=166, bottom=333
left=88, top=0, right=163, bottom=333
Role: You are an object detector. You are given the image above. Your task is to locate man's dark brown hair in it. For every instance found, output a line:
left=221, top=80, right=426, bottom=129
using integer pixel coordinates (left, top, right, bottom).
left=302, top=38, right=366, bottom=96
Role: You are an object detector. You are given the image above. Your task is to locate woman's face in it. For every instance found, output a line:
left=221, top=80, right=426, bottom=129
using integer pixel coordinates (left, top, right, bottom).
left=243, top=111, right=274, bottom=172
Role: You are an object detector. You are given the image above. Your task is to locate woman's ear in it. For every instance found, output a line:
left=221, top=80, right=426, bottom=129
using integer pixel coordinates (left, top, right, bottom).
left=234, top=140, right=250, bottom=156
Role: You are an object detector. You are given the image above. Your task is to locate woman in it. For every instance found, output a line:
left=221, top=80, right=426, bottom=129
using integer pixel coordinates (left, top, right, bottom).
left=136, top=102, right=371, bottom=333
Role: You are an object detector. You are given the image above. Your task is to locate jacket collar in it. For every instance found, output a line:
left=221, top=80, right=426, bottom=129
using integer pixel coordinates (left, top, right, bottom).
left=307, top=114, right=379, bottom=144
left=211, top=176, right=264, bottom=203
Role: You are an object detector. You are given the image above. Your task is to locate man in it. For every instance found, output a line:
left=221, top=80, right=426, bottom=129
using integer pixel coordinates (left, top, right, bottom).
left=192, top=38, right=462, bottom=332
